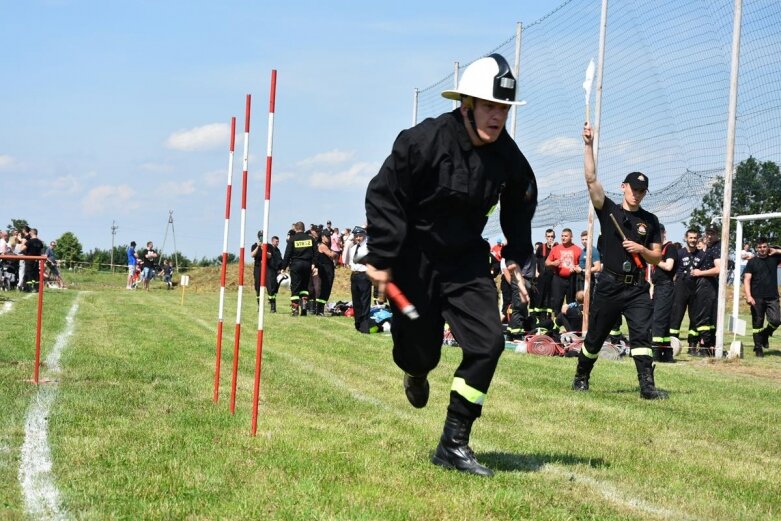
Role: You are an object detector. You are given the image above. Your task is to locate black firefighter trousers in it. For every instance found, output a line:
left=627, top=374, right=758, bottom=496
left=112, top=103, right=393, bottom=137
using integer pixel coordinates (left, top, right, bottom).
left=669, top=277, right=698, bottom=346
left=289, top=259, right=311, bottom=305
left=390, top=251, right=504, bottom=421
left=751, top=297, right=781, bottom=348
left=651, top=282, right=675, bottom=351
left=583, top=274, right=653, bottom=357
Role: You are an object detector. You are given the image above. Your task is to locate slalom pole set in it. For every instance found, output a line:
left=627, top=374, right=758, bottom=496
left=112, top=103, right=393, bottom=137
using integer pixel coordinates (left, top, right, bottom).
left=211, top=72, right=278, bottom=435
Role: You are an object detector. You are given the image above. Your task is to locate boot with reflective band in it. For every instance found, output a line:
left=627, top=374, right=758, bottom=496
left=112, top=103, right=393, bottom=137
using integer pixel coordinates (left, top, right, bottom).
left=571, top=351, right=596, bottom=392
left=635, top=356, right=669, bottom=400
left=431, top=413, right=493, bottom=477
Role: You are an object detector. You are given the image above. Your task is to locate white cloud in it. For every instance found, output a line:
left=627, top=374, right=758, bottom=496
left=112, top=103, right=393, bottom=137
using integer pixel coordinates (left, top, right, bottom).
left=309, top=162, right=378, bottom=188
left=44, top=175, right=81, bottom=197
left=203, top=169, right=227, bottom=187
left=536, top=168, right=582, bottom=192
left=81, top=185, right=137, bottom=215
left=158, top=180, right=195, bottom=196
left=537, top=137, right=581, bottom=157
left=0, top=155, right=16, bottom=169
left=297, top=149, right=355, bottom=168
left=165, top=123, right=229, bottom=151
left=140, top=162, right=174, bottom=173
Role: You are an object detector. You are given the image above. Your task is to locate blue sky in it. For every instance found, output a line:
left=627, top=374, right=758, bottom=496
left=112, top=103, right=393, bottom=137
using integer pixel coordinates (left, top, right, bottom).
left=1, top=0, right=563, bottom=260
left=3, top=1, right=778, bottom=261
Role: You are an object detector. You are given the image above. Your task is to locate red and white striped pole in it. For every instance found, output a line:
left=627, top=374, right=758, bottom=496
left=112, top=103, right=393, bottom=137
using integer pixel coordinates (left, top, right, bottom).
left=252, top=70, right=277, bottom=436
left=230, top=95, right=251, bottom=415
left=213, top=116, right=237, bottom=403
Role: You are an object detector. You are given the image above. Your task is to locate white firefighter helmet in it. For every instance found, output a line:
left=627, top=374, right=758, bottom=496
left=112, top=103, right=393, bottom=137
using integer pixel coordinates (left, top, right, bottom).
left=442, top=53, right=526, bottom=106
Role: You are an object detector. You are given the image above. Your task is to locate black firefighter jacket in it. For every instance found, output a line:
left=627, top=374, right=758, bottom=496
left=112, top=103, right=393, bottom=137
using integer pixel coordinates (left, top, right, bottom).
left=363, top=109, right=537, bottom=273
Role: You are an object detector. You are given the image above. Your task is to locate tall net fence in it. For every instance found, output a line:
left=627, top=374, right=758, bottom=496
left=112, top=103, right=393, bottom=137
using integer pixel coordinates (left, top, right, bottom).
left=414, top=0, right=781, bottom=236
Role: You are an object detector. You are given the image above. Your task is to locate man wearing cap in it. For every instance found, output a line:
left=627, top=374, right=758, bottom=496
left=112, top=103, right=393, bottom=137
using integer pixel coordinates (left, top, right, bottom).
left=650, top=224, right=678, bottom=362
left=348, top=227, right=373, bottom=333
left=690, top=225, right=722, bottom=355
left=572, top=124, right=667, bottom=399
left=363, top=54, right=537, bottom=477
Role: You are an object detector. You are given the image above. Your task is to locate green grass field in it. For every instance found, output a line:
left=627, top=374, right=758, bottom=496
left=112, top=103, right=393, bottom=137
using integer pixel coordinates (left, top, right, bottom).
left=1, top=270, right=780, bottom=520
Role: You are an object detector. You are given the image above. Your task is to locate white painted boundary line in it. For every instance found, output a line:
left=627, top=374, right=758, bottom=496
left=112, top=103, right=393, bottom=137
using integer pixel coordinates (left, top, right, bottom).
left=18, top=293, right=82, bottom=521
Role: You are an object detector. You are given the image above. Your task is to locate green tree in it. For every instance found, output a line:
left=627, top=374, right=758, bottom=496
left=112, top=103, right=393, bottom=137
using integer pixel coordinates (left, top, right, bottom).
left=686, top=157, right=781, bottom=245
left=7, top=218, right=29, bottom=233
left=56, top=232, right=83, bottom=268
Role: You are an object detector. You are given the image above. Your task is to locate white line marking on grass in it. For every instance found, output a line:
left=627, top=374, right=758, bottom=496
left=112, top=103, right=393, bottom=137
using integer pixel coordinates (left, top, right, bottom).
left=18, top=293, right=82, bottom=521
left=542, top=463, right=692, bottom=520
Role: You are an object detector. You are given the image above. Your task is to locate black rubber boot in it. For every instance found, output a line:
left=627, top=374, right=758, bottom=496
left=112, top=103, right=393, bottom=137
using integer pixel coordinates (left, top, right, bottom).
left=316, top=302, right=325, bottom=316
left=300, top=297, right=308, bottom=316
left=431, top=413, right=493, bottom=477
left=634, top=356, right=669, bottom=400
left=651, top=345, right=662, bottom=362
left=659, top=347, right=675, bottom=363
left=403, top=373, right=429, bottom=408
left=754, top=346, right=765, bottom=357
left=270, top=300, right=276, bottom=313
left=572, top=351, right=596, bottom=392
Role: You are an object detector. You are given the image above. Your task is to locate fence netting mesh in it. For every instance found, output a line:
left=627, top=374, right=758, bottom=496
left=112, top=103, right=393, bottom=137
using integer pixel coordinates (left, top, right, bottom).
left=414, top=0, right=781, bottom=237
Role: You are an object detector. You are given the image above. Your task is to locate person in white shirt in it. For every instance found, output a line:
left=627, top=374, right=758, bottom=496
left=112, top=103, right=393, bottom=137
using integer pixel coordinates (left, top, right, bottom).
left=348, top=228, right=372, bottom=333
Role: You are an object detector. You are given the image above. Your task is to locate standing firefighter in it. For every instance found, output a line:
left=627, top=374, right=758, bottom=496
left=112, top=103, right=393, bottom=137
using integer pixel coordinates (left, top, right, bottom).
left=363, top=54, right=537, bottom=477
left=691, top=225, right=721, bottom=356
left=650, top=224, right=678, bottom=362
left=572, top=124, right=668, bottom=400
left=281, top=221, right=315, bottom=316
left=669, top=229, right=704, bottom=353
left=743, top=238, right=781, bottom=356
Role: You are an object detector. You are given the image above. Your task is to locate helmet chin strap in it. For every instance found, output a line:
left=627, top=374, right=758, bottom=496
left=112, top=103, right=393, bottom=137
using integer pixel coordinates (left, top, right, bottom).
left=464, top=97, right=486, bottom=145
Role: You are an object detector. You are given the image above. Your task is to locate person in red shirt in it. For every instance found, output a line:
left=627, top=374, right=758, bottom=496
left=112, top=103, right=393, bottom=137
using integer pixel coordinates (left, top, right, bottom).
left=545, top=228, right=582, bottom=316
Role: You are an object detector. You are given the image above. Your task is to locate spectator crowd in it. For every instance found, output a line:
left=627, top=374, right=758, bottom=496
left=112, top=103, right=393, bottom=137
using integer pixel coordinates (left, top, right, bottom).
left=261, top=218, right=779, bottom=360
left=0, top=225, right=64, bottom=291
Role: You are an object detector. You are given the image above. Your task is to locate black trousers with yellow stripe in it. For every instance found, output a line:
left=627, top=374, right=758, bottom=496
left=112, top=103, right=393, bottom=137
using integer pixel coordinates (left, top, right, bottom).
left=669, top=277, right=699, bottom=346
left=582, top=274, right=653, bottom=357
left=651, top=282, right=675, bottom=350
left=390, top=250, right=504, bottom=421
left=693, top=277, right=717, bottom=348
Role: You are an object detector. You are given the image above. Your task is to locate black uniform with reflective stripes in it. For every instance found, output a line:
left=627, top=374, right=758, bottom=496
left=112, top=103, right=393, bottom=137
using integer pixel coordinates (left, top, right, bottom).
left=745, top=253, right=781, bottom=348
left=364, top=109, right=537, bottom=421
left=669, top=246, right=704, bottom=346
left=651, top=241, right=678, bottom=357
left=507, top=257, right=536, bottom=339
left=533, top=242, right=557, bottom=318
left=582, top=196, right=660, bottom=358
left=252, top=242, right=283, bottom=301
left=693, top=241, right=720, bottom=349
left=282, top=232, right=315, bottom=303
